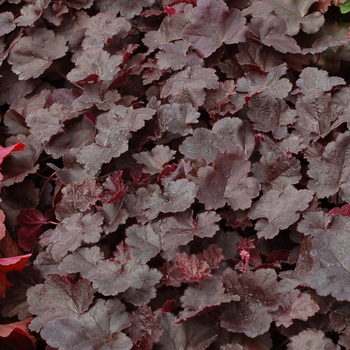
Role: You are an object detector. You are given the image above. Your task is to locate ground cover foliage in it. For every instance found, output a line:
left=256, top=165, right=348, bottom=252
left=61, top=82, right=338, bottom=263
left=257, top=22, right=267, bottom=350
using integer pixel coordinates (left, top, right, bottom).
left=2, top=0, right=350, bottom=349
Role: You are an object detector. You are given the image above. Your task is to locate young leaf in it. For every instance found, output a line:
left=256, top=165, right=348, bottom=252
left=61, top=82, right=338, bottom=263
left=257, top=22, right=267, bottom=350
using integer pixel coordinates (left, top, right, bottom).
left=340, top=0, right=350, bottom=13
left=128, top=304, right=163, bottom=349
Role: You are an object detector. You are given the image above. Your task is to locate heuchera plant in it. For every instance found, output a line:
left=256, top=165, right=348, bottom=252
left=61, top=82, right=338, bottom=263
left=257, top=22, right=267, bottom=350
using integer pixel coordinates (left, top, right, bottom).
left=2, top=0, right=350, bottom=349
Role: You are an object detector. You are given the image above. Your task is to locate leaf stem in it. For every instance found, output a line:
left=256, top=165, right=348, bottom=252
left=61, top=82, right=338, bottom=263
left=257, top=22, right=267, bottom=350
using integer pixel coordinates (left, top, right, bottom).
left=222, top=43, right=230, bottom=60
left=51, top=63, right=85, bottom=91
left=273, top=339, right=289, bottom=350
left=39, top=171, right=56, bottom=199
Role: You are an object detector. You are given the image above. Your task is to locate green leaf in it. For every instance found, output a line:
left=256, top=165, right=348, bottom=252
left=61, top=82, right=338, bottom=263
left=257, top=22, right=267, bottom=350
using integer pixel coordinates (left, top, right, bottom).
left=340, top=0, right=350, bottom=14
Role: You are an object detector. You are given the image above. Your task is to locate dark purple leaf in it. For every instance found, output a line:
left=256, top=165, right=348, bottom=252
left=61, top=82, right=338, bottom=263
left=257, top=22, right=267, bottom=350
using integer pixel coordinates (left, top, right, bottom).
left=0, top=12, right=16, bottom=36
left=180, top=117, right=255, bottom=162
left=40, top=212, right=104, bottom=260
left=26, top=103, right=72, bottom=144
left=27, top=274, right=94, bottom=332
left=40, top=298, right=132, bottom=350
left=249, top=187, right=314, bottom=239
left=54, top=177, right=103, bottom=220
left=248, top=16, right=300, bottom=54
left=307, top=131, right=350, bottom=201
left=8, top=28, right=68, bottom=80
left=157, top=101, right=200, bottom=136
left=306, top=215, right=350, bottom=301
left=160, top=66, right=219, bottom=107
left=141, top=179, right=197, bottom=221
left=17, top=208, right=55, bottom=251
left=77, top=105, right=155, bottom=175
left=272, top=290, right=319, bottom=328
left=294, top=67, right=345, bottom=95
left=251, top=152, right=302, bottom=192
left=247, top=94, right=297, bottom=139
left=156, top=40, right=203, bottom=70
left=66, top=47, right=122, bottom=84
left=1, top=135, right=41, bottom=187
left=196, top=146, right=260, bottom=210
left=42, top=1, right=69, bottom=26
left=128, top=304, right=163, bottom=349
left=155, top=312, right=218, bottom=350
left=287, top=329, right=336, bottom=350
left=242, top=0, right=325, bottom=36
left=143, top=4, right=193, bottom=50
left=44, top=115, right=96, bottom=159
left=221, top=268, right=279, bottom=338
left=133, top=145, right=175, bottom=175
left=65, top=0, right=94, bottom=10
left=236, top=40, right=283, bottom=73
left=82, top=13, right=130, bottom=49
left=0, top=266, right=41, bottom=320
left=71, top=83, right=121, bottom=112
left=14, top=0, right=50, bottom=27
left=95, top=0, right=155, bottom=19
left=177, top=278, right=240, bottom=323
left=182, top=0, right=247, bottom=58
left=295, top=89, right=336, bottom=142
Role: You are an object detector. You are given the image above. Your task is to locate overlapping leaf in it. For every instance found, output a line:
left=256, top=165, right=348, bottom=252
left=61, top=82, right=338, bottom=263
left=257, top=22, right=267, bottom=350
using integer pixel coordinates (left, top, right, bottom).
left=66, top=47, right=123, bottom=84
left=221, top=268, right=279, bottom=338
left=182, top=0, right=247, bottom=58
left=307, top=131, right=350, bottom=201
left=41, top=298, right=132, bottom=350
left=161, top=66, right=219, bottom=107
left=247, top=94, right=297, bottom=139
left=196, top=146, right=260, bottom=210
left=8, top=28, right=68, bottom=80
left=180, top=117, right=255, bottom=162
left=27, top=274, right=94, bottom=332
left=77, top=105, right=155, bottom=175
left=40, top=212, right=104, bottom=261
left=243, top=0, right=325, bottom=36
left=133, top=145, right=175, bottom=175
left=247, top=16, right=300, bottom=54
left=249, top=188, right=314, bottom=239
